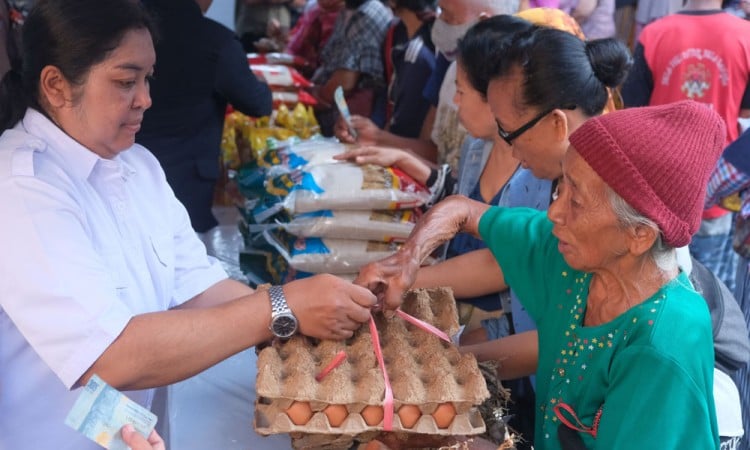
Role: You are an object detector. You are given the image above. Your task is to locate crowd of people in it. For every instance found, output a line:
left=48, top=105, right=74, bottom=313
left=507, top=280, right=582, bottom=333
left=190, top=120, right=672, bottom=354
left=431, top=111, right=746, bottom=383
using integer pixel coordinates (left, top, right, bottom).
left=3, top=0, right=750, bottom=449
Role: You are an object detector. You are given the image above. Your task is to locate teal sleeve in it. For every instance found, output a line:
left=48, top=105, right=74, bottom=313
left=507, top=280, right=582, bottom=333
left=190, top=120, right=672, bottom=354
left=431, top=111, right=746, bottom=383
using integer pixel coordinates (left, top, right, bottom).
left=478, top=207, right=563, bottom=325
left=593, top=347, right=719, bottom=450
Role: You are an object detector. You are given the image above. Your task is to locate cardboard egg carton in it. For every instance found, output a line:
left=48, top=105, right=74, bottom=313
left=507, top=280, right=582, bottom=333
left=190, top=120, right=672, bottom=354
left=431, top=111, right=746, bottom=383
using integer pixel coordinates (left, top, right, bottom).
left=254, top=287, right=490, bottom=448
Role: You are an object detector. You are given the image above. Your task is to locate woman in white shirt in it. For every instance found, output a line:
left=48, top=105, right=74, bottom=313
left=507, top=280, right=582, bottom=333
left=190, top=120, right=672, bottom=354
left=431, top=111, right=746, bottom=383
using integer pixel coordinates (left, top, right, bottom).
left=0, top=1, right=376, bottom=448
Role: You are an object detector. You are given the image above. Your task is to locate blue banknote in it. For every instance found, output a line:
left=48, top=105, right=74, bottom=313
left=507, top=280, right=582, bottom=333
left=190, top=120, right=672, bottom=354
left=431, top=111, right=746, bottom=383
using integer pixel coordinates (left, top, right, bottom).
left=334, top=85, right=358, bottom=139
left=65, top=374, right=157, bottom=449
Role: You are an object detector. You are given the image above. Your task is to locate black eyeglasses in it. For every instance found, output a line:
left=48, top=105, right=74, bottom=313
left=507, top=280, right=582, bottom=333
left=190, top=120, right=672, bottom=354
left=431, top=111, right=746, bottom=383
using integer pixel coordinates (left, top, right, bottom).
left=497, top=105, right=577, bottom=146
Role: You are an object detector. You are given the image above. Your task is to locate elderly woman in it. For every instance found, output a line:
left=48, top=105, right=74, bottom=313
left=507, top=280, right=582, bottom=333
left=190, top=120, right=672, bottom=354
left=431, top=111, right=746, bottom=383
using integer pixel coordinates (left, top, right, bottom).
left=357, top=101, right=723, bottom=449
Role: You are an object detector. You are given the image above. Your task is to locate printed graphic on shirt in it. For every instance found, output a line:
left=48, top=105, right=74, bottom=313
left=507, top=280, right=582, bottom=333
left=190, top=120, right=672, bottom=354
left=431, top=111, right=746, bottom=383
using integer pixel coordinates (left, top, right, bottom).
left=681, top=62, right=711, bottom=99
left=660, top=48, right=729, bottom=101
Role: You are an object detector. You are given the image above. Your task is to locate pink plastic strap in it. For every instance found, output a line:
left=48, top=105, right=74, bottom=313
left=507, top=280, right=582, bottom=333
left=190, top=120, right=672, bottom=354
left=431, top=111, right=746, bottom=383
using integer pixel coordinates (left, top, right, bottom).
left=369, top=316, right=394, bottom=430
left=395, top=309, right=451, bottom=343
left=315, top=350, right=347, bottom=382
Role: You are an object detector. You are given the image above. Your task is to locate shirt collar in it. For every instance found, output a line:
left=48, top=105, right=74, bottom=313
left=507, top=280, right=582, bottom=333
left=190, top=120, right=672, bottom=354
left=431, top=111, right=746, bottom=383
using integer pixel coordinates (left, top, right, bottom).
left=20, top=108, right=137, bottom=181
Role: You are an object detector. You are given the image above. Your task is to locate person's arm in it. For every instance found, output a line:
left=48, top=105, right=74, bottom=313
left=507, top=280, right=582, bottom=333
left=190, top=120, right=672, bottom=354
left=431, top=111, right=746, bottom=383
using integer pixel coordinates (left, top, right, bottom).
left=412, top=248, right=506, bottom=299
left=335, top=114, right=439, bottom=162
left=461, top=330, right=539, bottom=380
left=77, top=274, right=376, bottom=391
left=214, top=29, right=273, bottom=117
left=317, top=68, right=360, bottom=107
left=356, top=195, right=491, bottom=309
left=334, top=146, right=433, bottom=184
left=620, top=43, right=653, bottom=107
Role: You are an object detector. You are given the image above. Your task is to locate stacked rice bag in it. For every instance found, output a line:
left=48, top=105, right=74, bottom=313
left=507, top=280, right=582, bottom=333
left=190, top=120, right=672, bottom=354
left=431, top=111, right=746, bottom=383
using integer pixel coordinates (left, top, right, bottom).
left=250, top=61, right=318, bottom=108
left=235, top=138, right=431, bottom=284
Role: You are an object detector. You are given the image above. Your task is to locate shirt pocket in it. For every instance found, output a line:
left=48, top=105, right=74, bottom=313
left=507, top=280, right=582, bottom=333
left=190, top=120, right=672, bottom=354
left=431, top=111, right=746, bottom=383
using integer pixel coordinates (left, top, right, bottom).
left=149, top=234, right=176, bottom=304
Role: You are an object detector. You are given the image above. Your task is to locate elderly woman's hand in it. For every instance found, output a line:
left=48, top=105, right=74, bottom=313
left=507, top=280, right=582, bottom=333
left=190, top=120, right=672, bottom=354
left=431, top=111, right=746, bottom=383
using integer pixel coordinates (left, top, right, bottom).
left=357, top=196, right=491, bottom=310
left=355, top=245, right=422, bottom=310
left=284, top=274, right=376, bottom=340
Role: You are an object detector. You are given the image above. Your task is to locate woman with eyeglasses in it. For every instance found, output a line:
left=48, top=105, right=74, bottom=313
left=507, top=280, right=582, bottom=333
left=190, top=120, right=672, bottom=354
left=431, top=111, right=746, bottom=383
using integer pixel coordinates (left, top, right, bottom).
left=487, top=26, right=630, bottom=181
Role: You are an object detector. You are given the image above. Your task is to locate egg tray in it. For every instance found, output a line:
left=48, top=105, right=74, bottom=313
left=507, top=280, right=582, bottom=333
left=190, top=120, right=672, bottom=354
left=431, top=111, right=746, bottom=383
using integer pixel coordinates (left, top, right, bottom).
left=254, top=287, right=491, bottom=448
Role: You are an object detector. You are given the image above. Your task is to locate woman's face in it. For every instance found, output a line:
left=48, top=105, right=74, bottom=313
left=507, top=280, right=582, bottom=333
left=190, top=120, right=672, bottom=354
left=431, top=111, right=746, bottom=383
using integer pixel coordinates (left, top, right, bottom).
left=54, top=28, right=155, bottom=159
left=453, top=63, right=496, bottom=139
left=547, top=148, right=630, bottom=272
left=487, top=70, right=567, bottom=181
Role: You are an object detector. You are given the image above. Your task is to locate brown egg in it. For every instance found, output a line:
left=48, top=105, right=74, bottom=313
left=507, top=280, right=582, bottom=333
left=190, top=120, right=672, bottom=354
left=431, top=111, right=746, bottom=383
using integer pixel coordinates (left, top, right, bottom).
left=285, top=401, right=313, bottom=425
left=397, top=404, right=421, bottom=429
left=323, top=404, right=348, bottom=427
left=431, top=402, right=456, bottom=429
left=360, top=405, right=384, bottom=426
left=364, top=440, right=386, bottom=450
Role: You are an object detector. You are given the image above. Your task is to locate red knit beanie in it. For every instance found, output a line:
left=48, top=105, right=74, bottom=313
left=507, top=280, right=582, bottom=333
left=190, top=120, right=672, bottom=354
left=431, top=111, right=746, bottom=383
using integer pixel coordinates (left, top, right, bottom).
left=569, top=101, right=726, bottom=247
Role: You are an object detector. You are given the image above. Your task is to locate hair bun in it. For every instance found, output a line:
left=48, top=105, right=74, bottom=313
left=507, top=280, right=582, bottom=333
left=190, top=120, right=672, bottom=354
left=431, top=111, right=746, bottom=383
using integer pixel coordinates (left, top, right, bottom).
left=585, top=38, right=633, bottom=88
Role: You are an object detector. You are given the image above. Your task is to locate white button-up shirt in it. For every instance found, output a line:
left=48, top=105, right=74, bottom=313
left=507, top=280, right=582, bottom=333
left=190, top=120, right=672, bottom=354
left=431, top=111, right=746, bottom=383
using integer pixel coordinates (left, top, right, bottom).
left=0, top=109, right=227, bottom=449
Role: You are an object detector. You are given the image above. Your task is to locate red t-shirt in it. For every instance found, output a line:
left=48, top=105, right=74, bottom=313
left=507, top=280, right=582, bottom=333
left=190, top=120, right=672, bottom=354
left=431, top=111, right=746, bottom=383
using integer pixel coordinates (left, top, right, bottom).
left=641, top=12, right=750, bottom=217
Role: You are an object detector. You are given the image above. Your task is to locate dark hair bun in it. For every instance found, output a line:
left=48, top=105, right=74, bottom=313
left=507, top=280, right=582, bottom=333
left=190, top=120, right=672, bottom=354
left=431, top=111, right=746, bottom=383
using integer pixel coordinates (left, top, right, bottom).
left=585, top=38, right=633, bottom=88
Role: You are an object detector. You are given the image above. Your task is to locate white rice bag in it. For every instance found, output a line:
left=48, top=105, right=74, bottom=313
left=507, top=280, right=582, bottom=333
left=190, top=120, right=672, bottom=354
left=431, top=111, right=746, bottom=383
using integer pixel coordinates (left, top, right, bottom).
left=267, top=163, right=430, bottom=214
left=278, top=209, right=418, bottom=242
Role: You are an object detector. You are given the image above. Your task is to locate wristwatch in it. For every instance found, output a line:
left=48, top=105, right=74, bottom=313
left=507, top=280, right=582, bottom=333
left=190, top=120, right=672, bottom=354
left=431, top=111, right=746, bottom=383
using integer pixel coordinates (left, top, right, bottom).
left=268, top=285, right=298, bottom=339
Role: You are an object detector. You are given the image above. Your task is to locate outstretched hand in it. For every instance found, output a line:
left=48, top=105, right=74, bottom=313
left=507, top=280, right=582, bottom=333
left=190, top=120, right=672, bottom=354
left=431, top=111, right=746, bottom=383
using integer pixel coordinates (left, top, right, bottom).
left=284, top=274, right=376, bottom=340
left=334, top=146, right=432, bottom=185
left=355, top=247, right=421, bottom=311
left=356, top=196, right=491, bottom=310
left=334, top=145, right=407, bottom=168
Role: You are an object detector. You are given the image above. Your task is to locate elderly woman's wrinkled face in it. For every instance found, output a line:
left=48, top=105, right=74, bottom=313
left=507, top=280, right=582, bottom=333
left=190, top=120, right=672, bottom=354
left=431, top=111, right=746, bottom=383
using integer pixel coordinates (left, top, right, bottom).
left=547, top=148, right=630, bottom=272
left=487, top=69, right=567, bottom=181
left=54, top=28, right=155, bottom=159
left=453, top=63, right=496, bottom=140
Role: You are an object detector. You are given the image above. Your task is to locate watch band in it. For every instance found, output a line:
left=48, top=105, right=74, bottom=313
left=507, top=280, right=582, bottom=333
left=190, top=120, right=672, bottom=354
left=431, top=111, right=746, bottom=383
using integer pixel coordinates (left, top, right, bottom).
left=268, top=285, right=298, bottom=339
left=269, top=285, right=290, bottom=314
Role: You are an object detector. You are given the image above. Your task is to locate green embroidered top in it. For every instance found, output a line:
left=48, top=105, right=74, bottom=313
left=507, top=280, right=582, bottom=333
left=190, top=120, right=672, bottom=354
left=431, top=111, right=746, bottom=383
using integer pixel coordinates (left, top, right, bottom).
left=479, top=207, right=718, bottom=450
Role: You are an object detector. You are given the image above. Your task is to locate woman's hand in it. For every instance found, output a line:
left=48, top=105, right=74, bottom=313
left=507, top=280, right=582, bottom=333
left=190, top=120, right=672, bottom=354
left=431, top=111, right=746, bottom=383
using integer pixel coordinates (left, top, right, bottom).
left=334, top=115, right=382, bottom=146
left=334, top=146, right=432, bottom=185
left=285, top=274, right=377, bottom=340
left=357, top=196, right=490, bottom=310
left=121, top=425, right=165, bottom=450
left=355, top=246, right=422, bottom=311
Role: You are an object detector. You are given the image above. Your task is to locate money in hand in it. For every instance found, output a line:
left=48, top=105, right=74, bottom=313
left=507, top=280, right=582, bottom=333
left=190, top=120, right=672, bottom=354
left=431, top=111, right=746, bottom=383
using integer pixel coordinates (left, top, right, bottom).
left=65, top=374, right=158, bottom=449
left=334, top=85, right=358, bottom=140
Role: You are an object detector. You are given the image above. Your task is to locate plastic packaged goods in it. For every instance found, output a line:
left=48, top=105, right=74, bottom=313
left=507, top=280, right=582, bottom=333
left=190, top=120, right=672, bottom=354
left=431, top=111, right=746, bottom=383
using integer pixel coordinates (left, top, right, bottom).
left=263, top=230, right=403, bottom=275
left=250, top=64, right=313, bottom=89
left=278, top=210, right=418, bottom=242
left=266, top=163, right=430, bottom=215
left=257, top=138, right=345, bottom=171
left=221, top=107, right=321, bottom=171
left=254, top=288, right=490, bottom=449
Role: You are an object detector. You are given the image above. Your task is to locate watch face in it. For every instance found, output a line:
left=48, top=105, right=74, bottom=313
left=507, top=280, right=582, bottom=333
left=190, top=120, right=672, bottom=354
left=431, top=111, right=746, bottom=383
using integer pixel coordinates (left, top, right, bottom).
left=272, top=313, right=298, bottom=339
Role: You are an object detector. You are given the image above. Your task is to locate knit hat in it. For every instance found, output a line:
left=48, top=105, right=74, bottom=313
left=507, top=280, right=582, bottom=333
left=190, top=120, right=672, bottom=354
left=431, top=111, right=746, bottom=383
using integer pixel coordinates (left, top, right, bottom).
left=569, top=101, right=726, bottom=247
